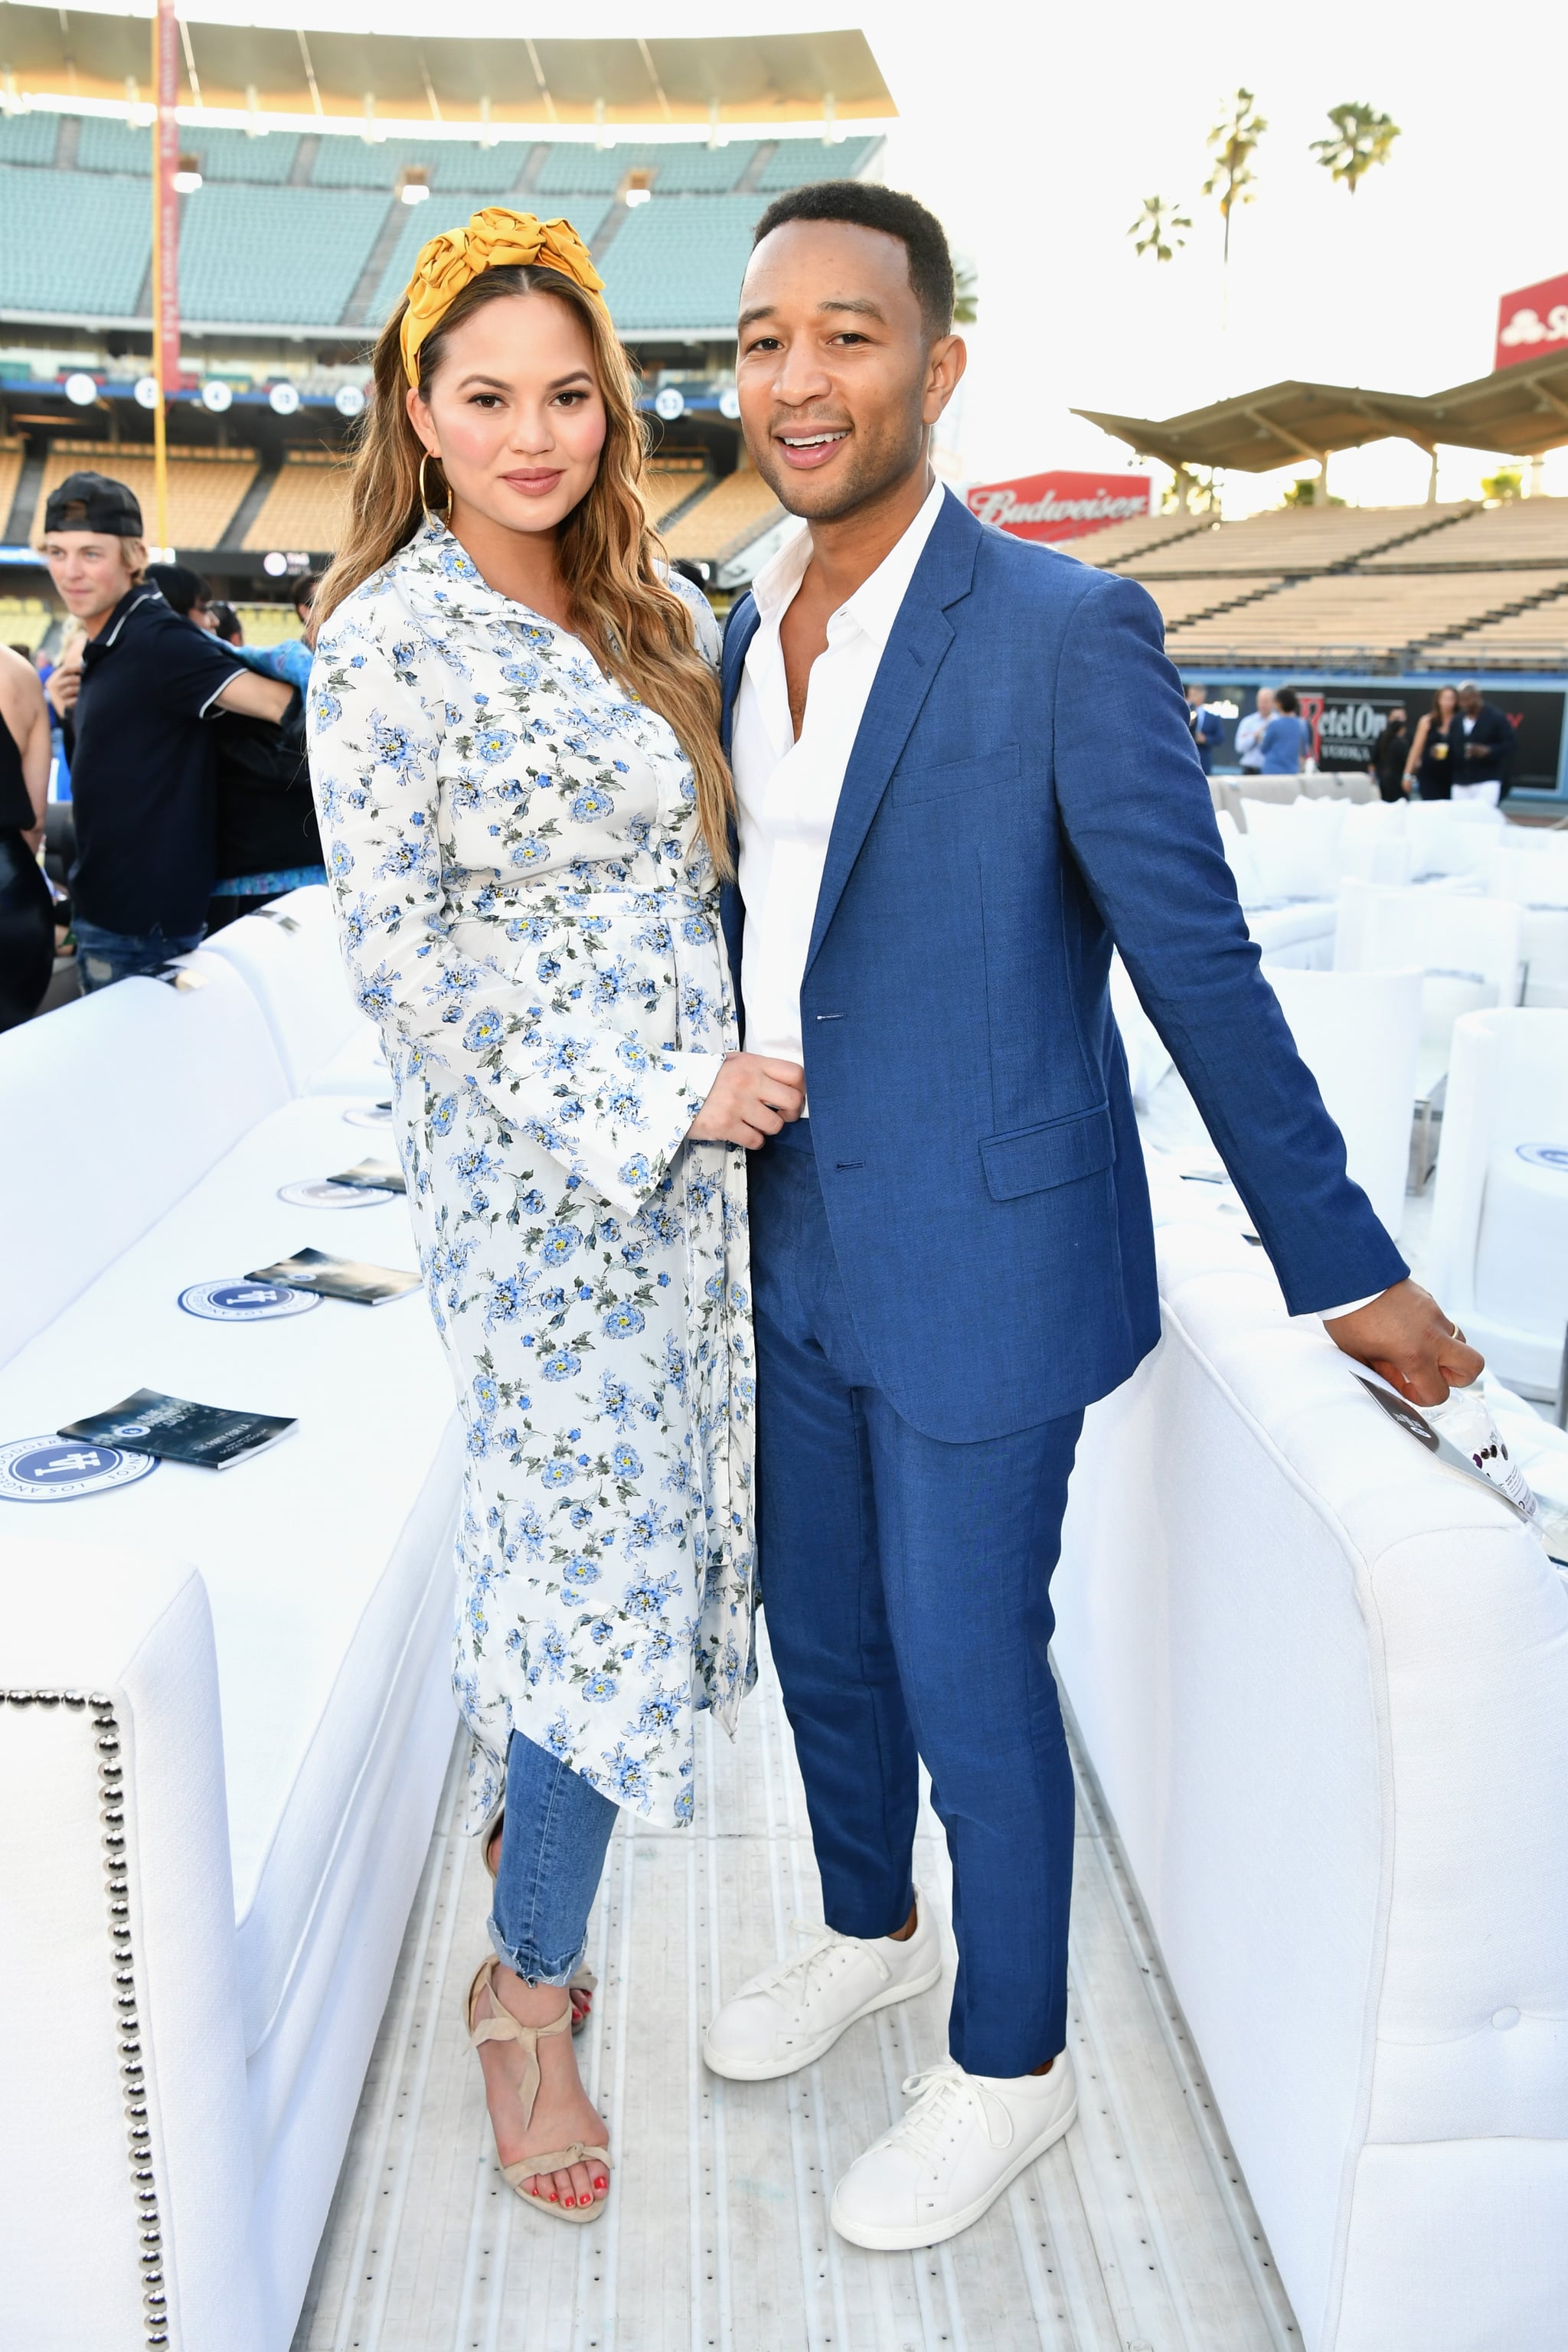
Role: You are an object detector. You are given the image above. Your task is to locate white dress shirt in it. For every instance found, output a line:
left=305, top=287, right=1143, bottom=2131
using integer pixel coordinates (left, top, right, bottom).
left=731, top=475, right=947, bottom=1068
left=730, top=477, right=1387, bottom=1324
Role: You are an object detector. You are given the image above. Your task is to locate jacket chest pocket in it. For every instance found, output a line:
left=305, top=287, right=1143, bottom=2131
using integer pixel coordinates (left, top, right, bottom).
left=890, top=743, right=1022, bottom=808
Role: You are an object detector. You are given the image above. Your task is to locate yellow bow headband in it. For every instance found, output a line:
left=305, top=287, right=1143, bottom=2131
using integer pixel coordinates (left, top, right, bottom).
left=399, top=207, right=607, bottom=388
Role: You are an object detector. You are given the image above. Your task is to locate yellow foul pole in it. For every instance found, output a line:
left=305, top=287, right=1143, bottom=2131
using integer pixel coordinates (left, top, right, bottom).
left=149, top=0, right=180, bottom=554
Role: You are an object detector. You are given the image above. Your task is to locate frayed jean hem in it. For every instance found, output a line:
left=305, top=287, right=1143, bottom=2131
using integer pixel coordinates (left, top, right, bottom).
left=486, top=1910, right=587, bottom=1988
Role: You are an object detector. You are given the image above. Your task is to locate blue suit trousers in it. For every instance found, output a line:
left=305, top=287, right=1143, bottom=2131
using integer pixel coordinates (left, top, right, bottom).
left=750, top=1119, right=1083, bottom=2077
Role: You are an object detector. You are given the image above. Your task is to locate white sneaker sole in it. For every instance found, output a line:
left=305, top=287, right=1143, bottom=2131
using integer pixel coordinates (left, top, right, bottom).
left=829, top=2094, right=1080, bottom=2250
left=701, top=1955, right=942, bottom=2082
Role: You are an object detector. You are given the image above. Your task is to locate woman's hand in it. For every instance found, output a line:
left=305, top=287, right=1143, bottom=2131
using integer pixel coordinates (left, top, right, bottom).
left=689, top=1053, right=805, bottom=1149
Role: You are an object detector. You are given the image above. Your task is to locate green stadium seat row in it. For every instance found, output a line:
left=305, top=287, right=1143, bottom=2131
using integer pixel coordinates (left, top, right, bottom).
left=598, top=194, right=766, bottom=335
left=0, top=110, right=62, bottom=167
left=756, top=136, right=875, bottom=188
left=0, top=163, right=151, bottom=315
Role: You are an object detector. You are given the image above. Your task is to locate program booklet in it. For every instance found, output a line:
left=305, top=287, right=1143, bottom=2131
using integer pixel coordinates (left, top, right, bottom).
left=247, top=1246, right=422, bottom=1306
left=328, top=1158, right=406, bottom=1195
left=58, top=1388, right=296, bottom=1472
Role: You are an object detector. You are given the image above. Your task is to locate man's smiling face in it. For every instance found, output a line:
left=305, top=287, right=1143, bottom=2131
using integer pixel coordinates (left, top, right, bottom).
left=735, top=217, right=960, bottom=524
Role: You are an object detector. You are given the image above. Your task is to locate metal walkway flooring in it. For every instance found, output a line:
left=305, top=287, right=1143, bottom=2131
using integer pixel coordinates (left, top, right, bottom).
left=292, top=1642, right=1300, bottom=2352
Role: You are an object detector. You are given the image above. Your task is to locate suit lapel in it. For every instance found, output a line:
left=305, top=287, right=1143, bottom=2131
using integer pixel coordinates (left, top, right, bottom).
left=803, top=493, right=978, bottom=978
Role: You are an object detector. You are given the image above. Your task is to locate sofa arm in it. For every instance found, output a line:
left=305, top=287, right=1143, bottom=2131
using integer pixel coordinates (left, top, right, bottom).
left=0, top=1540, right=263, bottom=2352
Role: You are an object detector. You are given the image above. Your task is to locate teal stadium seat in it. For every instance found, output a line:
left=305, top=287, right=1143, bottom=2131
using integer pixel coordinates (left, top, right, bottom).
left=73, top=115, right=157, bottom=175
left=178, top=184, right=387, bottom=324
left=756, top=136, right=874, bottom=189
left=181, top=127, right=301, bottom=185
left=599, top=194, right=765, bottom=336
left=0, top=112, right=59, bottom=166
left=0, top=165, right=149, bottom=315
left=430, top=143, right=532, bottom=193
left=371, top=193, right=612, bottom=324
left=312, top=136, right=447, bottom=189
left=642, top=143, right=756, bottom=193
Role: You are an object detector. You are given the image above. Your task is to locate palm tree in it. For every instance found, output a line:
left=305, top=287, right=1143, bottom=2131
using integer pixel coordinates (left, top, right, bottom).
left=1202, top=88, right=1266, bottom=266
left=1129, top=194, right=1191, bottom=265
left=1310, top=102, right=1400, bottom=195
left=952, top=256, right=978, bottom=325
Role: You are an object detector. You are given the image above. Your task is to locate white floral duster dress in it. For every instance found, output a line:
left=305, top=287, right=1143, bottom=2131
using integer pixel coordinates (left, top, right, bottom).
left=308, top=518, right=755, bottom=1833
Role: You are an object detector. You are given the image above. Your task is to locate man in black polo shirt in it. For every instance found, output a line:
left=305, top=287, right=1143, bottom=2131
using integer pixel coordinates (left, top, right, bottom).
left=1453, top=679, right=1517, bottom=808
left=40, top=471, right=293, bottom=990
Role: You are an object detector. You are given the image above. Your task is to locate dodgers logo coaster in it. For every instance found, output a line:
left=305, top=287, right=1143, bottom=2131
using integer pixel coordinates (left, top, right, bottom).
left=276, top=1179, right=392, bottom=1210
left=178, top=1279, right=323, bottom=1321
left=344, top=1102, right=394, bottom=1129
left=0, top=1436, right=160, bottom=1503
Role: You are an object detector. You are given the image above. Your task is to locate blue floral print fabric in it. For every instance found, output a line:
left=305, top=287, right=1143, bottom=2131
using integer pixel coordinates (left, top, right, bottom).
left=308, top=518, right=756, bottom=1832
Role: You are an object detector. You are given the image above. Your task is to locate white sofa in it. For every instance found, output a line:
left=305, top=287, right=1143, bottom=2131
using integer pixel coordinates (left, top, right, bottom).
left=1334, top=879, right=1524, bottom=1095
left=0, top=945, right=460, bottom=2347
left=1260, top=963, right=1421, bottom=1240
left=1055, top=1217, right=1568, bottom=2352
left=1426, top=1007, right=1568, bottom=1399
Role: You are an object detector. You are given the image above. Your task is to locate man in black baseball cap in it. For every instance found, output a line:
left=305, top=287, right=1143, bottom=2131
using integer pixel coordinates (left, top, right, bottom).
left=41, top=469, right=294, bottom=989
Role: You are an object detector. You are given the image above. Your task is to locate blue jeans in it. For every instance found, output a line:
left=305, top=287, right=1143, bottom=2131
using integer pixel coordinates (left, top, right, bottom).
left=750, top=1119, right=1083, bottom=2078
left=489, top=1730, right=618, bottom=1984
left=74, top=919, right=204, bottom=993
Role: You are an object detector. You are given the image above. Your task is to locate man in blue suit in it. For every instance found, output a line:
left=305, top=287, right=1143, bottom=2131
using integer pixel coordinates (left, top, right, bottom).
left=698, top=183, right=1481, bottom=2250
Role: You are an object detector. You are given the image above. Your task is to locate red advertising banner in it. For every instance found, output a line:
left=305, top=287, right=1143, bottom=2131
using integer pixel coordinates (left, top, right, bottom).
left=1494, top=270, right=1568, bottom=371
left=964, top=469, right=1152, bottom=544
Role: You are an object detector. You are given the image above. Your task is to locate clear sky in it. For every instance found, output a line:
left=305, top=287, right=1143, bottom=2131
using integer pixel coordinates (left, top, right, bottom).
left=81, top=0, right=1568, bottom=513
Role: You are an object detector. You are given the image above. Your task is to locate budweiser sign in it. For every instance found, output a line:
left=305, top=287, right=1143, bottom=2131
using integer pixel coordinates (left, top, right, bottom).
left=964, top=469, right=1152, bottom=544
left=1495, top=270, right=1568, bottom=371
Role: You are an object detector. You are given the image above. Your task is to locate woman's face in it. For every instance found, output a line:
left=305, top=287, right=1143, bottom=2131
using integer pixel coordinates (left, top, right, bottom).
left=1437, top=688, right=1457, bottom=719
left=407, top=292, right=607, bottom=541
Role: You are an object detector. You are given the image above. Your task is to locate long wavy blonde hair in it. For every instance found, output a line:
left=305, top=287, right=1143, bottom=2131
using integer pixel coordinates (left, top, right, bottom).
left=316, top=265, right=733, bottom=875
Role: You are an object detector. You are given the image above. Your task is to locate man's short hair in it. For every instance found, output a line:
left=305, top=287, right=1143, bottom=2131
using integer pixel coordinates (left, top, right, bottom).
left=750, top=181, right=956, bottom=341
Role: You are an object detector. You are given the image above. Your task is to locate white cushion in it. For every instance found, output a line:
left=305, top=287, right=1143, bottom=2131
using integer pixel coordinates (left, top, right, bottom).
left=199, top=893, right=362, bottom=1093
left=1240, top=798, right=1347, bottom=900
left=1245, top=900, right=1336, bottom=965
left=0, top=965, right=289, bottom=1364
left=303, top=1021, right=391, bottom=1099
left=0, top=1093, right=457, bottom=2055
left=1262, top=965, right=1422, bottom=1238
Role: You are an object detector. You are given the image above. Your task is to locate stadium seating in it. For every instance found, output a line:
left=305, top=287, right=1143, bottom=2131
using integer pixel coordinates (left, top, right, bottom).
left=1055, top=1212, right=1568, bottom=2352
left=534, top=140, right=758, bottom=196
left=756, top=136, right=876, bottom=188
left=0, top=162, right=149, bottom=315
left=1361, top=495, right=1568, bottom=567
left=644, top=457, right=710, bottom=528
left=180, top=182, right=388, bottom=326
left=1428, top=1007, right=1568, bottom=1396
left=31, top=438, right=256, bottom=550
left=0, top=109, right=60, bottom=167
left=661, top=465, right=786, bottom=564
left=1064, top=511, right=1220, bottom=569
left=1140, top=574, right=1282, bottom=630
left=1162, top=570, right=1568, bottom=666
left=0, top=436, right=23, bottom=532
left=242, top=452, right=353, bottom=557
left=1128, top=502, right=1475, bottom=577
left=598, top=193, right=766, bottom=335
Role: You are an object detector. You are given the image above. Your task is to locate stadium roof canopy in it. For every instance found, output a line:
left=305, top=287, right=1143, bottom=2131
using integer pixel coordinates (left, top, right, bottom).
left=1076, top=348, right=1568, bottom=472
left=0, top=6, right=894, bottom=129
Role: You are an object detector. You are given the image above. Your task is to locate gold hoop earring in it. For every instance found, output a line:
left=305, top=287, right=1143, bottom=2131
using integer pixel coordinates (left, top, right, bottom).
left=419, top=452, right=452, bottom=520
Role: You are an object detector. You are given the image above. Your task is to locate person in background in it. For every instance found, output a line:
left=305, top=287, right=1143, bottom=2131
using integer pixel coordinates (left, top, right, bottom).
left=285, top=568, right=319, bottom=643
left=1453, top=680, right=1515, bottom=806
left=1404, top=684, right=1461, bottom=799
left=211, top=601, right=243, bottom=645
left=1260, top=684, right=1311, bottom=775
left=1233, top=685, right=1275, bottom=773
left=40, top=471, right=292, bottom=989
left=1370, top=704, right=1410, bottom=800
left=145, top=560, right=219, bottom=632
left=0, top=640, right=55, bottom=1027
left=31, top=643, right=54, bottom=688
left=1185, top=680, right=1223, bottom=774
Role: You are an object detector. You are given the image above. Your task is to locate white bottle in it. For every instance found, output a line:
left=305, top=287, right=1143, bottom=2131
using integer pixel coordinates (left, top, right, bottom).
left=1423, top=1381, right=1538, bottom=1521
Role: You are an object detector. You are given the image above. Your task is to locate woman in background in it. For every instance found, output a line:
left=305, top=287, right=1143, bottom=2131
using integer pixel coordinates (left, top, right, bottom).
left=0, top=642, right=55, bottom=1027
left=1405, top=684, right=1461, bottom=799
left=309, top=209, right=802, bottom=2227
left=1259, top=684, right=1312, bottom=775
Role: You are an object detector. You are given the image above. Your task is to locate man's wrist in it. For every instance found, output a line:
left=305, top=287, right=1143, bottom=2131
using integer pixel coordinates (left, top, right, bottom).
left=1318, top=1289, right=1388, bottom=1325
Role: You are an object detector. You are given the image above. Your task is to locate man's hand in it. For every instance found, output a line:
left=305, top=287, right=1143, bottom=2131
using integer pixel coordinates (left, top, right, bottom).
left=1324, top=1279, right=1484, bottom=1407
left=689, top=1054, right=805, bottom=1150
left=46, top=658, right=80, bottom=718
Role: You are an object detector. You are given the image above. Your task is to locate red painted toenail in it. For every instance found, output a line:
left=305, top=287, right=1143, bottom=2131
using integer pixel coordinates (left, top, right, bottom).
left=595, top=2175, right=607, bottom=2189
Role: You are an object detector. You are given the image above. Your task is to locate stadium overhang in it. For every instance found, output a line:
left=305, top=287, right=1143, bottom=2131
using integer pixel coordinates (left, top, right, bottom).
left=0, top=8, right=894, bottom=130
left=1076, top=351, right=1568, bottom=473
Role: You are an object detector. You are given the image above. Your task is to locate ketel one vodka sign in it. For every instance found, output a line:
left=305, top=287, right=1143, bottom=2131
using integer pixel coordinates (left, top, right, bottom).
left=964, top=469, right=1152, bottom=545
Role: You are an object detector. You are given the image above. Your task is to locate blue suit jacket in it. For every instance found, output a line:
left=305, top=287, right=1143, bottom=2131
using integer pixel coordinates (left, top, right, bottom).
left=720, top=491, right=1406, bottom=1442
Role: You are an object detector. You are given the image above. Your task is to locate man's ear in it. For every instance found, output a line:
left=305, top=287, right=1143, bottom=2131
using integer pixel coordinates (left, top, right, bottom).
left=923, top=334, right=967, bottom=424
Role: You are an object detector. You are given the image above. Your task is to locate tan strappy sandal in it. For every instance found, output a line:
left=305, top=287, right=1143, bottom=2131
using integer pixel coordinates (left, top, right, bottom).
left=479, top=1811, right=597, bottom=2036
left=465, top=1955, right=611, bottom=2224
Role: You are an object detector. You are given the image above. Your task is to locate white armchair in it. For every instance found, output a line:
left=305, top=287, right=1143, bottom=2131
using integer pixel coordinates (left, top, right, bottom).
left=1427, top=1007, right=1568, bottom=1396
left=1485, top=843, right=1568, bottom=1011
left=1334, top=880, right=1524, bottom=1094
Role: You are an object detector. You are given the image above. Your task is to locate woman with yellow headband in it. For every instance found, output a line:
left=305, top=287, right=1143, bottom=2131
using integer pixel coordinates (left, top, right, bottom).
left=308, top=208, right=805, bottom=2224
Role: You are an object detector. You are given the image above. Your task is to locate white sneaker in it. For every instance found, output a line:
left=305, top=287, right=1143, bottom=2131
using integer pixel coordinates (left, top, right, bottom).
left=702, top=1896, right=942, bottom=2082
left=830, top=2052, right=1078, bottom=2250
